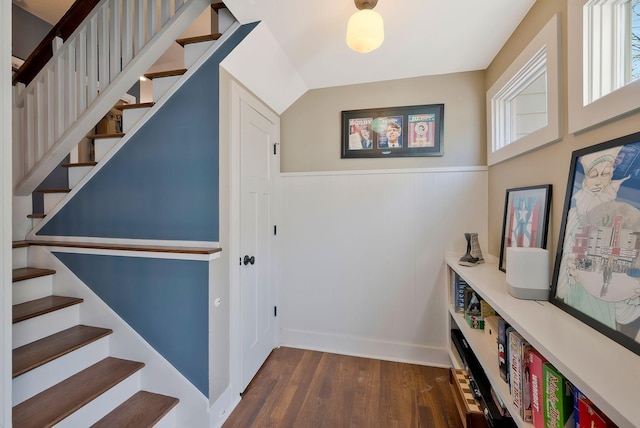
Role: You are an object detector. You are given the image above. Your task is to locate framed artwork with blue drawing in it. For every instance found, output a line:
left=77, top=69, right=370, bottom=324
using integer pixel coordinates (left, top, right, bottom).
left=551, top=131, right=640, bottom=357
left=341, top=104, right=444, bottom=158
left=499, top=184, right=552, bottom=272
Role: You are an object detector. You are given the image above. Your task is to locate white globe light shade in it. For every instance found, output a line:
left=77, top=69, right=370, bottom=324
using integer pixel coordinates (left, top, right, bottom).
left=346, top=9, right=384, bottom=53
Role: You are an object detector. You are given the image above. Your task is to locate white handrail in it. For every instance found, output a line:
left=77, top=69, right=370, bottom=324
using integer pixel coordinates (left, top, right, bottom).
left=13, top=0, right=210, bottom=195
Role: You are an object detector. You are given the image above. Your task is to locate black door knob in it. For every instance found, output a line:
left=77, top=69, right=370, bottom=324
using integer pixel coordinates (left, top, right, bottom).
left=243, top=255, right=255, bottom=265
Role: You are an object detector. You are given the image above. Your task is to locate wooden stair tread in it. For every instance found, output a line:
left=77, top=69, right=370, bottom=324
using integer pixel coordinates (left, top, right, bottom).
left=13, top=295, right=84, bottom=324
left=13, top=325, right=112, bottom=377
left=88, top=132, right=125, bottom=139
left=176, top=33, right=221, bottom=47
left=12, top=357, right=145, bottom=428
left=143, top=68, right=187, bottom=80
left=61, top=161, right=98, bottom=168
left=34, top=188, right=70, bottom=194
left=91, top=391, right=179, bottom=428
left=27, top=213, right=45, bottom=219
left=12, top=241, right=30, bottom=248
left=12, top=267, right=56, bottom=282
left=114, top=102, right=155, bottom=110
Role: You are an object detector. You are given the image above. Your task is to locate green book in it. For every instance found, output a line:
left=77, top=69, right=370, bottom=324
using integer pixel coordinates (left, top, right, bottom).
left=543, top=363, right=574, bottom=428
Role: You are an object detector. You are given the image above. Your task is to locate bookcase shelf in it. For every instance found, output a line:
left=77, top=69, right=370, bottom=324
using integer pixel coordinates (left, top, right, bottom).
left=445, top=253, right=640, bottom=428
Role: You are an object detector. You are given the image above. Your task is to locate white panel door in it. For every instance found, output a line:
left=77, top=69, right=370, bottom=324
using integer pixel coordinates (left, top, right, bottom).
left=239, top=99, right=277, bottom=392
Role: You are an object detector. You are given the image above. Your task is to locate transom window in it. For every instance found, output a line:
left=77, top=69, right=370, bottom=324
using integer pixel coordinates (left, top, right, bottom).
left=583, top=0, right=640, bottom=104
left=487, top=14, right=561, bottom=166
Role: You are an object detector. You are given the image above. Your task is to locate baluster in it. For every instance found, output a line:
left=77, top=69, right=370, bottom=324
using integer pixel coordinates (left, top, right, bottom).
left=25, top=91, right=35, bottom=170
left=161, top=0, right=171, bottom=25
left=87, top=16, right=99, bottom=104
left=174, top=0, right=183, bottom=14
left=109, top=0, right=121, bottom=80
left=98, top=5, right=110, bottom=90
left=54, top=56, right=65, bottom=140
left=134, top=0, right=145, bottom=54
left=77, top=28, right=87, bottom=114
left=122, top=0, right=133, bottom=67
left=45, top=69, right=55, bottom=150
left=148, top=0, right=158, bottom=42
left=35, top=79, right=45, bottom=160
left=66, top=40, right=77, bottom=129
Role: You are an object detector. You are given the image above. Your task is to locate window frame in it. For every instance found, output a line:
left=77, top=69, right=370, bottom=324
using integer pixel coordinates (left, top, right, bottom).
left=487, top=13, right=561, bottom=166
left=568, top=0, right=640, bottom=133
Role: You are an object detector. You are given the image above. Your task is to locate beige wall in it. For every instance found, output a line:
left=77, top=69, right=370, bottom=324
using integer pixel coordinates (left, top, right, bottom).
left=486, top=0, right=640, bottom=262
left=281, top=71, right=486, bottom=172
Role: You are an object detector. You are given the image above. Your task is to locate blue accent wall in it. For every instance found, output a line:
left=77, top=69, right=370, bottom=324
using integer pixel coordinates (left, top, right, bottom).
left=54, top=252, right=210, bottom=396
left=38, top=22, right=258, bottom=241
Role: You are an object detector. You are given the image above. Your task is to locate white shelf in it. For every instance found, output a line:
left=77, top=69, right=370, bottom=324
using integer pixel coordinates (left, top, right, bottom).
left=449, top=309, right=533, bottom=427
left=446, top=254, right=640, bottom=428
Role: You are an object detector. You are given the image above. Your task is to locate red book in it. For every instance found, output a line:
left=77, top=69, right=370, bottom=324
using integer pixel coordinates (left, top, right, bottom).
left=578, top=397, right=616, bottom=427
left=528, top=348, right=547, bottom=428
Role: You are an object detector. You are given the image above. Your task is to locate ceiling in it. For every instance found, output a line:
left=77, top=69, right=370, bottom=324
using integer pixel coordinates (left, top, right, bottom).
left=13, top=0, right=536, bottom=89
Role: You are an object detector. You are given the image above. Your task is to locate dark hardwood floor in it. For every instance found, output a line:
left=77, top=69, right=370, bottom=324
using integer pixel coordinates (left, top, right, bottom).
left=222, top=347, right=463, bottom=428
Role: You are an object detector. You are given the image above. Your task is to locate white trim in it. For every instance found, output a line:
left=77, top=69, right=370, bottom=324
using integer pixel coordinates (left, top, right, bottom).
left=36, top=245, right=221, bottom=261
left=568, top=0, right=640, bottom=133
left=281, top=166, right=488, bottom=178
left=28, top=22, right=242, bottom=238
left=1, top=0, right=12, bottom=423
left=208, top=385, right=240, bottom=428
left=279, top=330, right=451, bottom=369
left=487, top=13, right=562, bottom=165
left=27, top=235, right=219, bottom=249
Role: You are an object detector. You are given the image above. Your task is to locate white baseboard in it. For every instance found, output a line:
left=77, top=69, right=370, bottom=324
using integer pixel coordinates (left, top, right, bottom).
left=209, top=385, right=241, bottom=428
left=279, top=328, right=451, bottom=368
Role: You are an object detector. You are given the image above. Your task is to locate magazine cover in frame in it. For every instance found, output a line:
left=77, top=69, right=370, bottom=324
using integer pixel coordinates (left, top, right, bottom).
left=551, top=130, right=640, bottom=356
left=341, top=104, right=444, bottom=158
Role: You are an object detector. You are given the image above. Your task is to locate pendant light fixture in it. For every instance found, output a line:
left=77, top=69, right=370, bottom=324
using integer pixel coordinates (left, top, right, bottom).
left=346, top=0, right=384, bottom=53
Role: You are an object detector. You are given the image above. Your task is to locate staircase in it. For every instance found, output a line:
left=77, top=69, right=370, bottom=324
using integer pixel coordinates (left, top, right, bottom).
left=27, top=3, right=237, bottom=230
left=11, top=243, right=179, bottom=427
left=11, top=2, right=236, bottom=426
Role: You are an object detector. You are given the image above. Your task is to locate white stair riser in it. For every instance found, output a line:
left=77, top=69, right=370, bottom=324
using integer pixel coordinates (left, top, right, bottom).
left=68, top=166, right=94, bottom=189
left=12, top=338, right=110, bottom=406
left=29, top=217, right=44, bottom=229
left=13, top=305, right=81, bottom=349
left=122, top=107, right=150, bottom=133
left=152, top=75, right=182, bottom=101
left=93, top=137, right=120, bottom=162
left=153, top=407, right=177, bottom=428
left=12, top=247, right=28, bottom=269
left=13, top=276, right=54, bottom=305
left=69, top=145, right=80, bottom=164
left=53, top=371, right=141, bottom=428
left=218, top=9, right=235, bottom=33
left=43, top=192, right=67, bottom=214
left=184, top=40, right=215, bottom=68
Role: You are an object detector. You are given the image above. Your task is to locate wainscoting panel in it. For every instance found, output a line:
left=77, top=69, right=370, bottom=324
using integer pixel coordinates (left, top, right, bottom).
left=279, top=168, right=488, bottom=366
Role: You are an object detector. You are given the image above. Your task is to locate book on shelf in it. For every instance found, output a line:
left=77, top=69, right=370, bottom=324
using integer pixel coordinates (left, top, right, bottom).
left=465, top=288, right=485, bottom=329
left=543, top=363, right=575, bottom=428
left=454, top=274, right=470, bottom=313
left=507, top=329, right=525, bottom=418
left=574, top=386, right=585, bottom=428
left=521, top=342, right=533, bottom=423
left=498, top=319, right=510, bottom=384
left=528, top=348, right=548, bottom=428
left=578, top=396, right=616, bottom=428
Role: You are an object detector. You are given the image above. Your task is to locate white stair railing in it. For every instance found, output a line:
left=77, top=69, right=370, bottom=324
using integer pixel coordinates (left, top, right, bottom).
left=13, top=0, right=211, bottom=196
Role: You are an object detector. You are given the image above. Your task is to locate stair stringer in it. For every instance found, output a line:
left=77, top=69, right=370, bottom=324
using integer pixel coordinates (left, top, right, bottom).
left=26, top=244, right=212, bottom=428
left=26, top=21, right=243, bottom=244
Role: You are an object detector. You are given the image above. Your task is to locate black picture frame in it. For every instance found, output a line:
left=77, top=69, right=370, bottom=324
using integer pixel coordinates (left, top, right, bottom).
left=341, top=104, right=444, bottom=158
left=499, top=185, right=552, bottom=272
left=550, top=130, right=640, bottom=357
